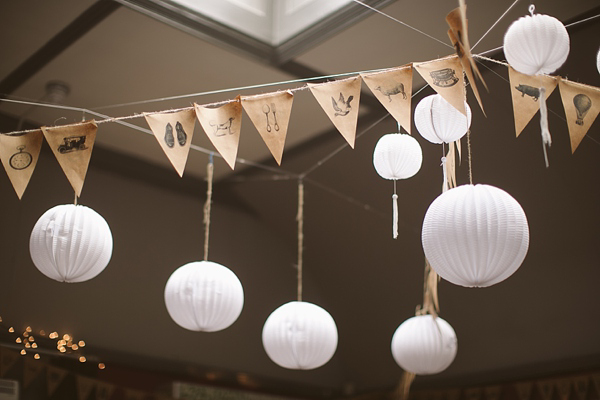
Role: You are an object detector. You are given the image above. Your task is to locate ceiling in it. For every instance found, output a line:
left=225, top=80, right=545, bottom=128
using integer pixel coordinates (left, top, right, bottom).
left=0, top=0, right=599, bottom=398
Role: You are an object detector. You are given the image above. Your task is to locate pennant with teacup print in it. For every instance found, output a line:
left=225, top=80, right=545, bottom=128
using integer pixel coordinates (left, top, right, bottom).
left=415, top=56, right=466, bottom=115
left=558, top=78, right=600, bottom=153
left=0, top=129, right=43, bottom=199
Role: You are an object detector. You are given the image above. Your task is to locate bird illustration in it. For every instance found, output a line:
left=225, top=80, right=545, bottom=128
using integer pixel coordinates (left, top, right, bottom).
left=332, top=93, right=354, bottom=117
left=375, top=83, right=407, bottom=102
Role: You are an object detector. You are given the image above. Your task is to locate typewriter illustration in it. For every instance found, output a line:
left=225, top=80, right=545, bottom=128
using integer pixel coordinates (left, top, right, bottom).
left=430, top=68, right=459, bottom=87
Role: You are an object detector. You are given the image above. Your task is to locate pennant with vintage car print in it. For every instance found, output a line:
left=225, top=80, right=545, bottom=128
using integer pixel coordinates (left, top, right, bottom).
left=558, top=78, right=600, bottom=152
left=415, top=56, right=466, bottom=115
left=0, top=129, right=43, bottom=199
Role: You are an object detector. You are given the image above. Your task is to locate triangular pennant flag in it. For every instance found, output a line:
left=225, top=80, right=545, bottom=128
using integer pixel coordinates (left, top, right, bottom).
left=515, top=382, right=533, bottom=400
left=23, top=357, right=45, bottom=388
left=362, top=65, right=413, bottom=133
left=308, top=76, right=362, bottom=148
left=241, top=91, right=294, bottom=165
left=42, top=120, right=97, bottom=197
left=573, top=375, right=589, bottom=400
left=556, top=378, right=572, bottom=400
left=415, top=56, right=466, bottom=115
left=124, top=388, right=146, bottom=400
left=537, top=379, right=555, bottom=400
left=484, top=386, right=502, bottom=400
left=76, top=375, right=96, bottom=400
left=445, top=389, right=461, bottom=400
left=0, top=347, right=19, bottom=377
left=95, top=380, right=115, bottom=400
left=0, top=130, right=43, bottom=199
left=508, top=67, right=558, bottom=137
left=145, top=109, right=196, bottom=177
left=558, top=78, right=600, bottom=152
left=195, top=99, right=242, bottom=170
left=592, top=374, right=600, bottom=398
left=46, top=365, right=68, bottom=397
left=465, top=388, right=482, bottom=400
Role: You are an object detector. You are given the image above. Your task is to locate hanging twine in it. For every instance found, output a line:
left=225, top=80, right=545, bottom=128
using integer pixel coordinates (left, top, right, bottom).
left=297, top=181, right=304, bottom=302
left=392, top=180, right=399, bottom=239
left=416, top=258, right=439, bottom=317
left=440, top=156, right=448, bottom=193
left=467, top=129, right=473, bottom=184
left=74, top=192, right=78, bottom=205
left=203, top=155, right=214, bottom=261
left=539, top=86, right=552, bottom=168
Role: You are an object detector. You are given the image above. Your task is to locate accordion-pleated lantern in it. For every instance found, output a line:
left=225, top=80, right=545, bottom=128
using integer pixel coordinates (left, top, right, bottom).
left=391, top=315, right=457, bottom=375
left=373, top=133, right=422, bottom=180
left=262, top=301, right=338, bottom=370
left=422, top=184, right=529, bottom=288
left=414, top=95, right=472, bottom=144
left=164, top=261, right=244, bottom=332
left=503, top=13, right=570, bottom=75
left=30, top=204, right=113, bottom=283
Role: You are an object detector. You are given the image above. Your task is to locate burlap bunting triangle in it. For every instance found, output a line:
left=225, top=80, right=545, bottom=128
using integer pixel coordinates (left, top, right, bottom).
left=46, top=365, right=69, bottom=397
left=558, top=78, right=600, bottom=153
left=0, top=129, right=43, bottom=199
left=415, top=55, right=466, bottom=115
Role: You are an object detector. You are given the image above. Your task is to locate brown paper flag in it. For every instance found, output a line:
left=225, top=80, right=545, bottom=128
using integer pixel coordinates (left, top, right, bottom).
left=23, top=357, right=45, bottom=388
left=42, top=120, right=97, bottom=197
left=362, top=65, right=413, bottom=133
left=415, top=56, right=466, bottom=115
left=0, top=347, right=19, bottom=377
left=537, top=379, right=555, bottom=400
left=125, top=388, right=146, bottom=400
left=484, top=386, right=502, bottom=400
left=573, top=375, right=589, bottom=400
left=195, top=99, right=242, bottom=170
left=145, top=109, right=196, bottom=177
left=77, top=375, right=97, bottom=400
left=46, top=365, right=68, bottom=397
left=241, top=91, right=293, bottom=165
left=515, top=382, right=533, bottom=400
left=0, top=130, right=43, bottom=199
left=308, top=76, right=362, bottom=148
left=558, top=79, right=600, bottom=152
left=445, top=389, right=461, bottom=400
left=465, top=388, right=482, bottom=400
left=592, top=374, right=600, bottom=399
left=556, top=378, right=572, bottom=400
left=95, top=380, right=115, bottom=400
left=508, top=67, right=558, bottom=137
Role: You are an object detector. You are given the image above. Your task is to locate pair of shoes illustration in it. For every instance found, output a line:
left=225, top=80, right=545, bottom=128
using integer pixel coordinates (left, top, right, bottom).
left=165, top=121, right=187, bottom=148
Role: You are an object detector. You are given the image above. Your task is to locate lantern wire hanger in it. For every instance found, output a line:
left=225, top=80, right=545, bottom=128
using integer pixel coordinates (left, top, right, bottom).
left=296, top=179, right=304, bottom=302
left=203, top=153, right=214, bottom=261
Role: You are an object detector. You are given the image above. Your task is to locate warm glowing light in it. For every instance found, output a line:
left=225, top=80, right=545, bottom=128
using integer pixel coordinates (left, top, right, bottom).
left=23, top=332, right=29, bottom=338
left=8, top=327, right=14, bottom=333
left=49, top=332, right=58, bottom=339
left=58, top=340, right=66, bottom=346
left=71, top=344, right=78, bottom=350
left=67, top=340, right=73, bottom=347
left=79, top=356, right=86, bottom=363
left=40, top=330, right=46, bottom=336
left=78, top=341, right=85, bottom=347
left=206, top=372, right=218, bottom=381
left=26, top=326, right=32, bottom=333
left=34, top=354, right=40, bottom=360
left=63, top=334, right=71, bottom=341
left=25, top=343, right=30, bottom=348
left=28, top=336, right=34, bottom=342
left=98, top=363, right=105, bottom=370
left=32, top=343, right=37, bottom=349
left=15, top=338, right=21, bottom=343
left=59, top=347, right=66, bottom=353
left=20, top=350, right=26, bottom=355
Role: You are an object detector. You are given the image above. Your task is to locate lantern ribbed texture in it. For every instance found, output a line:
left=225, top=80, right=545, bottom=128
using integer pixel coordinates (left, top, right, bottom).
left=373, top=133, right=422, bottom=180
left=422, top=184, right=529, bottom=288
left=262, top=301, right=338, bottom=370
left=414, top=95, right=472, bottom=144
left=29, top=204, right=113, bottom=283
left=164, top=261, right=244, bottom=332
left=391, top=315, right=457, bottom=375
left=503, top=13, right=570, bottom=75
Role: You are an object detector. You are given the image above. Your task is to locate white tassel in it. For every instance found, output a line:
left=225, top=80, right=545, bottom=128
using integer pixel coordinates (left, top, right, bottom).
left=441, top=157, right=448, bottom=193
left=539, top=86, right=552, bottom=168
left=392, top=193, right=399, bottom=239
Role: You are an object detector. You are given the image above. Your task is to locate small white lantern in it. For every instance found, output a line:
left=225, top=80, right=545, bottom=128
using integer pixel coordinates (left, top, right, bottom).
left=373, top=133, right=422, bottom=180
left=503, top=11, right=570, bottom=75
left=164, top=261, right=244, bottom=332
left=422, top=184, right=529, bottom=287
left=30, top=204, right=113, bottom=283
left=391, top=315, right=457, bottom=375
left=414, top=95, right=472, bottom=144
left=262, top=301, right=338, bottom=370
left=597, top=48, right=600, bottom=74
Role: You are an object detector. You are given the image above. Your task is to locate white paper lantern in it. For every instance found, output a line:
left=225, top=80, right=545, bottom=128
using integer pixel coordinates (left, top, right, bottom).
left=422, top=184, right=529, bottom=288
left=391, top=315, right=457, bottom=375
left=503, top=12, right=570, bottom=75
left=414, top=95, right=472, bottom=144
left=164, top=261, right=244, bottom=332
left=262, top=301, right=338, bottom=370
left=373, top=133, right=422, bottom=180
left=30, top=204, right=113, bottom=283
left=597, top=48, right=600, bottom=74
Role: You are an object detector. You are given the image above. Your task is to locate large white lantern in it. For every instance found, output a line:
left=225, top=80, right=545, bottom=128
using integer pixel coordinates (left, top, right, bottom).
left=503, top=11, right=570, bottom=75
left=391, top=315, right=457, bottom=375
left=262, top=301, right=338, bottom=370
left=414, top=95, right=472, bottom=144
left=373, top=133, right=422, bottom=180
left=422, top=184, right=529, bottom=287
left=164, top=261, right=244, bottom=332
left=30, top=204, right=113, bottom=283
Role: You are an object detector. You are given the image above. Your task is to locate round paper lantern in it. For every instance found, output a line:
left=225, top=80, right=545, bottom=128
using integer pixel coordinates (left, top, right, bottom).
left=503, top=12, right=570, bottom=75
left=373, top=133, right=422, bottom=180
left=596, top=48, right=600, bottom=74
left=262, top=301, right=338, bottom=370
left=164, top=261, right=244, bottom=332
left=30, top=204, right=113, bottom=283
left=422, top=184, right=529, bottom=287
left=391, top=315, right=457, bottom=375
left=414, top=95, right=472, bottom=144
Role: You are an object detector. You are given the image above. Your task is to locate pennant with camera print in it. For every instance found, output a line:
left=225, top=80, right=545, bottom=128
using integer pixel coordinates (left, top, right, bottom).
left=46, top=365, right=68, bottom=397
left=0, top=347, right=19, bottom=377
left=76, top=375, right=96, bottom=400
left=415, top=56, right=466, bottom=115
left=42, top=120, right=97, bottom=197
left=308, top=76, right=361, bottom=148
left=508, top=67, right=558, bottom=137
left=95, top=380, right=115, bottom=400
left=515, top=382, right=533, bottom=400
left=362, top=65, right=413, bottom=133
left=558, top=78, right=600, bottom=153
left=241, top=91, right=293, bottom=165
left=0, top=129, right=43, bottom=199
left=195, top=98, right=242, bottom=170
left=145, top=109, right=196, bottom=177
left=23, top=357, right=45, bottom=388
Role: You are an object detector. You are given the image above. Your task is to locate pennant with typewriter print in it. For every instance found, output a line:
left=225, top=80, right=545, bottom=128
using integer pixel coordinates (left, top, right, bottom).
left=558, top=78, right=600, bottom=152
left=0, top=129, right=43, bottom=199
left=23, top=357, right=45, bottom=388
left=46, top=365, right=68, bottom=397
left=76, top=375, right=96, bottom=400
left=415, top=56, right=466, bottom=115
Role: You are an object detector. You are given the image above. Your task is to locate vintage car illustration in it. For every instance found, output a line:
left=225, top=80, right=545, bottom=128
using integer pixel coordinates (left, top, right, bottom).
left=57, top=135, right=87, bottom=154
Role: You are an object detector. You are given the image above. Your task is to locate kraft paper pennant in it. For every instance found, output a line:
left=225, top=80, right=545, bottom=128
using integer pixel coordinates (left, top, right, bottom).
left=446, top=389, right=461, bottom=400
left=308, top=76, right=362, bottom=148
left=195, top=99, right=242, bottom=170
left=362, top=65, right=413, bottom=133
left=46, top=365, right=68, bottom=397
left=145, top=109, right=196, bottom=177
left=508, top=67, right=558, bottom=137
left=125, top=388, right=146, bottom=400
left=0, top=347, right=19, bottom=377
left=0, top=130, right=43, bottom=199
left=573, top=375, right=589, bottom=400
left=42, top=120, right=97, bottom=197
left=96, top=380, right=115, bottom=400
left=558, top=78, right=600, bottom=153
left=23, top=357, right=45, bottom=388
left=515, top=382, right=533, bottom=400
left=415, top=56, right=466, bottom=115
left=77, top=375, right=97, bottom=400
left=484, top=386, right=502, bottom=400
left=592, top=374, right=600, bottom=399
left=556, top=378, right=572, bottom=400
left=464, top=388, right=482, bottom=400
left=241, top=91, right=293, bottom=165
left=537, top=379, right=555, bottom=400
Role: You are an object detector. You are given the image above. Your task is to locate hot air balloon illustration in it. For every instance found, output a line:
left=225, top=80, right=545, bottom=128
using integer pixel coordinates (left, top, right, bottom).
left=573, top=94, right=592, bottom=126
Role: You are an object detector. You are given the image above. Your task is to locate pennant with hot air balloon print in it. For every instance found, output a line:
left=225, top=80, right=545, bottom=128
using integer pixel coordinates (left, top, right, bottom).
left=415, top=56, right=466, bottom=115
left=558, top=78, right=600, bottom=153
left=0, top=129, right=43, bottom=199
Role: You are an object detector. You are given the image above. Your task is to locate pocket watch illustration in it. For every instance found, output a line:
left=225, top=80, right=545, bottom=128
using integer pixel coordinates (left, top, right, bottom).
left=9, top=145, right=33, bottom=170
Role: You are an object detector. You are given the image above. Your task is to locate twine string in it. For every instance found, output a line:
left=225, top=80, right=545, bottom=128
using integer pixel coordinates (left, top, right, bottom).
left=297, top=180, right=304, bottom=302
left=203, top=155, right=214, bottom=261
left=74, top=192, right=78, bottom=205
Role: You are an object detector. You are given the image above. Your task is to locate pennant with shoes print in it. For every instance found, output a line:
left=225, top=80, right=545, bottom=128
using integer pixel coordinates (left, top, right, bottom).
left=308, top=76, right=361, bottom=148
left=0, top=129, right=43, bottom=199
left=558, top=78, right=600, bottom=153
left=415, top=55, right=466, bottom=115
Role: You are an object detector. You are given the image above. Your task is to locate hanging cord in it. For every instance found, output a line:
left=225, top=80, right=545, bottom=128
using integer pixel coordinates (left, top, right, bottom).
left=297, top=180, right=304, bottom=302
left=441, top=156, right=448, bottom=193
left=467, top=130, right=473, bottom=184
left=74, top=192, right=78, bottom=205
left=539, top=87, right=551, bottom=168
left=392, top=180, right=398, bottom=239
left=203, top=154, right=214, bottom=261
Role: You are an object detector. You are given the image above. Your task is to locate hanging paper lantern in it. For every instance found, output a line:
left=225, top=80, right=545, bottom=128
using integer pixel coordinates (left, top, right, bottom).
left=29, top=204, right=113, bottom=283
left=164, top=261, right=244, bottom=332
left=503, top=11, right=570, bottom=75
left=597, top=48, right=600, bottom=74
left=391, top=315, right=457, bottom=375
left=262, top=301, right=338, bottom=370
left=422, top=184, right=529, bottom=287
left=414, top=95, right=472, bottom=144
left=373, top=133, right=422, bottom=180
